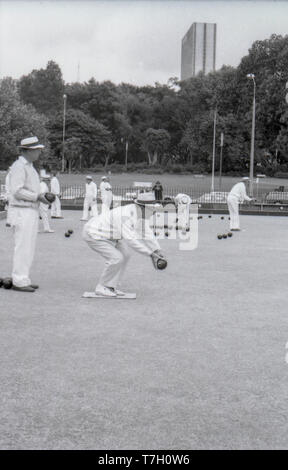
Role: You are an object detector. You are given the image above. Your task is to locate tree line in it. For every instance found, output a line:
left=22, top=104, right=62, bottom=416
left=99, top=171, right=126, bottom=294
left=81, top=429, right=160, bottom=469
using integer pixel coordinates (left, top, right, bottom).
left=1, top=33, right=288, bottom=175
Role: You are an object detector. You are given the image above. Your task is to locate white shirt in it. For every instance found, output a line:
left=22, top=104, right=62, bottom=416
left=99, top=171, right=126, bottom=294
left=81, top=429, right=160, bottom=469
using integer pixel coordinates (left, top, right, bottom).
left=9, top=156, right=40, bottom=208
left=100, top=181, right=112, bottom=199
left=51, top=176, right=60, bottom=195
left=228, top=182, right=252, bottom=203
left=85, top=181, right=97, bottom=199
left=40, top=181, right=49, bottom=194
left=85, top=203, right=160, bottom=256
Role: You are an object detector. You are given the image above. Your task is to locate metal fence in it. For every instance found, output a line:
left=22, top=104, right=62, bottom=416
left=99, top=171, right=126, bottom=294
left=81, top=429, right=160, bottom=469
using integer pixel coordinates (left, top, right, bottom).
left=2, top=181, right=288, bottom=205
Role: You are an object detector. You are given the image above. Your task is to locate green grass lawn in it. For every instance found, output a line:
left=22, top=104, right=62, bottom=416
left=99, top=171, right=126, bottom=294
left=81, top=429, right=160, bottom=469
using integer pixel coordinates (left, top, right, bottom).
left=1, top=211, right=288, bottom=449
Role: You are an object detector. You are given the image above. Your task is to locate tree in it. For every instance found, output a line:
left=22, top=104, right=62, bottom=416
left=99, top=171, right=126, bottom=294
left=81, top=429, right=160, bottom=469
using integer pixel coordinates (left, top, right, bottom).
left=142, top=128, right=170, bottom=166
left=0, top=77, right=49, bottom=169
left=18, top=61, right=65, bottom=115
left=49, top=108, right=115, bottom=169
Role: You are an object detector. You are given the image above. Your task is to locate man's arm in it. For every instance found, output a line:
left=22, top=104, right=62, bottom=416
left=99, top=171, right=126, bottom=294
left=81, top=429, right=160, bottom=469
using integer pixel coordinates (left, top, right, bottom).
left=121, top=221, right=160, bottom=256
left=10, top=166, right=38, bottom=202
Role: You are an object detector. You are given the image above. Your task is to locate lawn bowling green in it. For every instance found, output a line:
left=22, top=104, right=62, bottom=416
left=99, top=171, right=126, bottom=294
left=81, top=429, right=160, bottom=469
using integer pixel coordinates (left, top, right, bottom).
left=1, top=211, right=288, bottom=449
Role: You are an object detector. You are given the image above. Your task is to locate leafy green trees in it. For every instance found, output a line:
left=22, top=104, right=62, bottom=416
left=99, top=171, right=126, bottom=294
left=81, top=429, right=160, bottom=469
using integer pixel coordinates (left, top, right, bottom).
left=18, top=60, right=65, bottom=115
left=49, top=108, right=115, bottom=169
left=0, top=78, right=49, bottom=169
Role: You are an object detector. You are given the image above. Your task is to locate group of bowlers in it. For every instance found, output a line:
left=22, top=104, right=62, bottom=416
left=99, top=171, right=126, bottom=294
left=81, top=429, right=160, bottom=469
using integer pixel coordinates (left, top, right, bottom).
left=2, top=135, right=252, bottom=295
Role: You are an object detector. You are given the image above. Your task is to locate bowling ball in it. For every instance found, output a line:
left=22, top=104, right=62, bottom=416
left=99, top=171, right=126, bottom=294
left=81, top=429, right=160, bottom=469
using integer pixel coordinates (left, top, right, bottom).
left=228, top=232, right=233, bottom=237
left=217, top=234, right=223, bottom=239
left=65, top=232, right=70, bottom=238
left=208, top=215, right=212, bottom=218
left=3, top=277, right=13, bottom=289
left=221, top=216, right=224, bottom=220
left=157, top=258, right=167, bottom=270
left=68, top=229, right=73, bottom=235
left=165, top=232, right=169, bottom=237
left=0, top=278, right=3, bottom=288
left=222, top=234, right=227, bottom=239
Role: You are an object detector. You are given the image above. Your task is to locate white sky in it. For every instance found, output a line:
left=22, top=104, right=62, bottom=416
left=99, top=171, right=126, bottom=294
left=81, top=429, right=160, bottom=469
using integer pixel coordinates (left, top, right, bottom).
left=0, top=0, right=287, bottom=86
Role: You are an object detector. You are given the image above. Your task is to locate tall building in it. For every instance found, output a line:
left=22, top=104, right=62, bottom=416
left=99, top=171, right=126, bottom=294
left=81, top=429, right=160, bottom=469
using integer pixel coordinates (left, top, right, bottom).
left=181, top=22, right=217, bottom=80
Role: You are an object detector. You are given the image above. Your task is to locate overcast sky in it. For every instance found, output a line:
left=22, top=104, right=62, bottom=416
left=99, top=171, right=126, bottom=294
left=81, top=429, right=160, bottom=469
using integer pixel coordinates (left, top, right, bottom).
left=0, top=0, right=287, bottom=86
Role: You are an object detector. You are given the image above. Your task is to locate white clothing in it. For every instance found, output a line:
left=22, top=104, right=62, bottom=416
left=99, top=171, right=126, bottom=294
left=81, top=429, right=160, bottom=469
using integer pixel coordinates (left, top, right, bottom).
left=9, top=156, right=40, bottom=209
left=9, top=156, right=41, bottom=286
left=100, top=181, right=113, bottom=209
left=85, top=181, right=97, bottom=199
left=50, top=176, right=62, bottom=217
left=83, top=204, right=160, bottom=289
left=39, top=181, right=52, bottom=231
left=82, top=181, right=98, bottom=220
left=11, top=207, right=39, bottom=287
left=175, top=193, right=192, bottom=230
left=228, top=182, right=252, bottom=203
left=4, top=171, right=12, bottom=225
left=51, top=196, right=62, bottom=217
left=227, top=183, right=252, bottom=230
left=51, top=176, right=60, bottom=195
left=227, top=195, right=240, bottom=230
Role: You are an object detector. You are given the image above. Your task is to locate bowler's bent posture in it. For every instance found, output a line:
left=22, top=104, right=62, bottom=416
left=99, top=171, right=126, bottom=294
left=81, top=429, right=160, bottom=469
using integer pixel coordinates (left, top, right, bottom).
left=83, top=195, right=164, bottom=297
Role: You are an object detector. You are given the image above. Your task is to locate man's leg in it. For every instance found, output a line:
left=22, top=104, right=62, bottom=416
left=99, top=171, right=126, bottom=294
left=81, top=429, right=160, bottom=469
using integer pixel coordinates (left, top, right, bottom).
left=82, top=197, right=89, bottom=220
left=228, top=197, right=239, bottom=229
left=39, top=204, right=51, bottom=231
left=12, top=208, right=39, bottom=287
left=115, top=240, right=131, bottom=288
left=55, top=196, right=62, bottom=217
left=51, top=199, right=56, bottom=217
left=84, top=233, right=126, bottom=290
left=91, top=202, right=98, bottom=217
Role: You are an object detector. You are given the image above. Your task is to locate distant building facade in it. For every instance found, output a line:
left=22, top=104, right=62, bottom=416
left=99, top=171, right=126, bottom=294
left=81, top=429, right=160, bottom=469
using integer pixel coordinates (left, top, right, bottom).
left=181, top=22, right=217, bottom=80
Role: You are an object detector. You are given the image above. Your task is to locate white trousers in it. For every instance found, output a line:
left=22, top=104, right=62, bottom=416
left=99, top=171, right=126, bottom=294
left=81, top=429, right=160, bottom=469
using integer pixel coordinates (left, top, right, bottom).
left=51, top=196, right=62, bottom=217
left=39, top=203, right=51, bottom=231
left=227, top=195, right=240, bottom=229
left=83, top=229, right=130, bottom=289
left=11, top=207, right=39, bottom=287
left=101, top=194, right=113, bottom=211
left=177, top=204, right=190, bottom=229
left=82, top=197, right=98, bottom=220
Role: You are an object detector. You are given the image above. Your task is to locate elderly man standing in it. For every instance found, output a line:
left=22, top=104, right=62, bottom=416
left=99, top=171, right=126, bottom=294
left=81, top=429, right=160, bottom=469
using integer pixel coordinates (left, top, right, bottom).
left=100, top=175, right=113, bottom=212
left=51, top=171, right=63, bottom=219
left=9, top=136, right=50, bottom=292
left=81, top=175, right=98, bottom=221
left=227, top=177, right=254, bottom=231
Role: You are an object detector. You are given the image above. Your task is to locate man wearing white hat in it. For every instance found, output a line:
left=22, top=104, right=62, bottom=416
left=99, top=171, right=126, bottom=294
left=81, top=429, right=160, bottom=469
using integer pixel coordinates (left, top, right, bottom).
left=81, top=176, right=98, bottom=221
left=227, top=177, right=254, bottom=231
left=82, top=193, right=166, bottom=297
left=39, top=174, right=54, bottom=233
left=100, top=175, right=113, bottom=213
left=9, top=136, right=50, bottom=292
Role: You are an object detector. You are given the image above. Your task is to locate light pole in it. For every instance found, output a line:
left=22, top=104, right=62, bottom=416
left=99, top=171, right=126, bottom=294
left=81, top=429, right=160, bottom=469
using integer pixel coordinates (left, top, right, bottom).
left=247, top=73, right=256, bottom=196
left=62, top=94, right=67, bottom=173
left=219, top=132, right=224, bottom=191
left=211, top=107, right=217, bottom=192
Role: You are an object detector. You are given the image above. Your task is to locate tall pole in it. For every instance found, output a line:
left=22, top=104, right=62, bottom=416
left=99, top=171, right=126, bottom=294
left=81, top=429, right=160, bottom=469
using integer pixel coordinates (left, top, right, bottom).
left=211, top=107, right=217, bottom=192
left=219, top=132, right=224, bottom=191
left=125, top=140, right=128, bottom=170
left=62, top=94, right=67, bottom=173
left=247, top=74, right=256, bottom=197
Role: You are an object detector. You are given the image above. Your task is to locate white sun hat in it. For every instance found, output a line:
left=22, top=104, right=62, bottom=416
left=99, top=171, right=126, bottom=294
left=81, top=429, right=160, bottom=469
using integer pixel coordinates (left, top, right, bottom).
left=20, top=136, right=44, bottom=149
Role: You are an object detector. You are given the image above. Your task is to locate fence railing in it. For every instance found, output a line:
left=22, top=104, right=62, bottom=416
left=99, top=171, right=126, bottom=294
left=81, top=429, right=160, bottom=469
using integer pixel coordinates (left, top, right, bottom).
left=2, top=181, right=288, bottom=205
